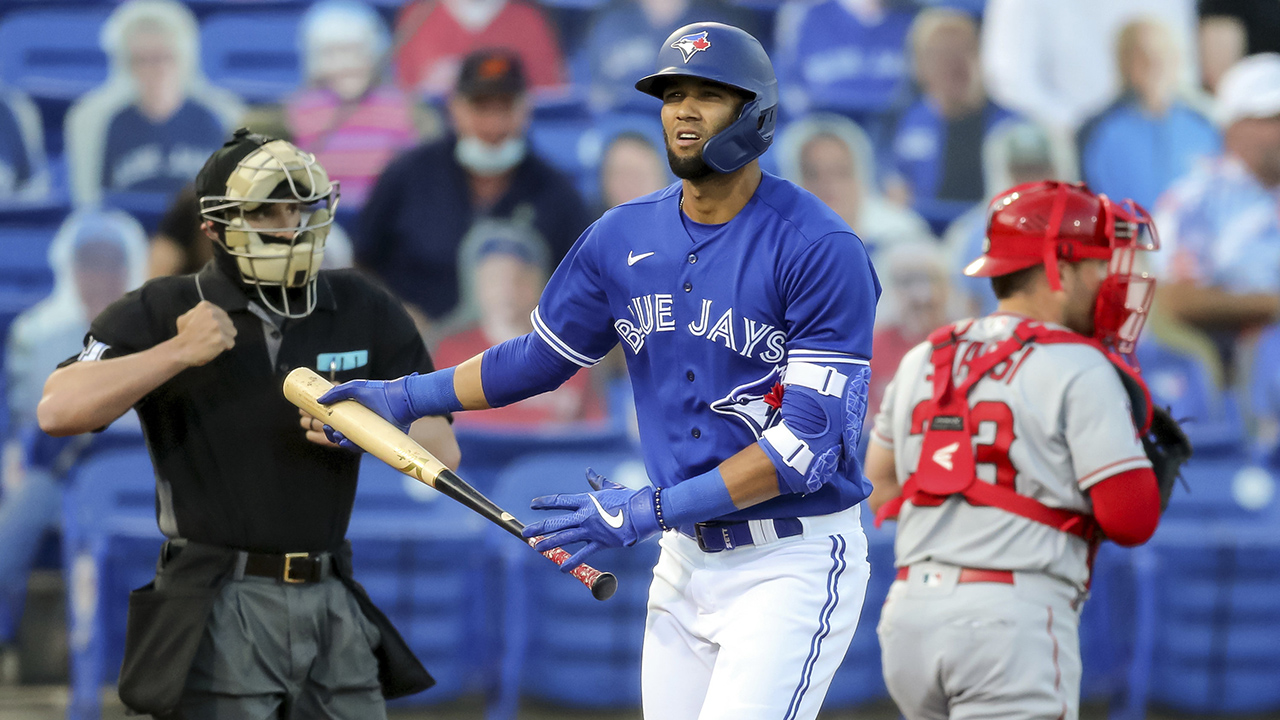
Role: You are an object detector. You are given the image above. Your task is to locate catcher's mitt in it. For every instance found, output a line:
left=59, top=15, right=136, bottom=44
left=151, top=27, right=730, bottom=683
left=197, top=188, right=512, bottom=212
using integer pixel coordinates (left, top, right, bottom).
left=1141, top=405, right=1193, bottom=511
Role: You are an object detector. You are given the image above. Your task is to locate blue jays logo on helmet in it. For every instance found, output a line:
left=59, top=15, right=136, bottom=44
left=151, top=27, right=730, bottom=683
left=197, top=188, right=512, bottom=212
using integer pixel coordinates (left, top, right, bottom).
left=710, top=366, right=784, bottom=439
left=671, top=30, right=711, bottom=63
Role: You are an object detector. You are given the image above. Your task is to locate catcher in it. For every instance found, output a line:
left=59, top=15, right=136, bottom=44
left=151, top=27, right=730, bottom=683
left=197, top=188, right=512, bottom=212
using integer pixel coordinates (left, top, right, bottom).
left=865, top=180, right=1190, bottom=720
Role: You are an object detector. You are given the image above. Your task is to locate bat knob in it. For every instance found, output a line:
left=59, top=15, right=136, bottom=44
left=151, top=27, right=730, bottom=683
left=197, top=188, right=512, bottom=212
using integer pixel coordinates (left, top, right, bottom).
left=591, top=572, right=618, bottom=601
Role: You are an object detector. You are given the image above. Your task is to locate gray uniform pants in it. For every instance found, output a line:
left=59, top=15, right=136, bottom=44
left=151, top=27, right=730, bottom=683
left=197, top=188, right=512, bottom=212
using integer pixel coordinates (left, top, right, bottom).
left=877, top=563, right=1084, bottom=720
left=160, top=574, right=386, bottom=720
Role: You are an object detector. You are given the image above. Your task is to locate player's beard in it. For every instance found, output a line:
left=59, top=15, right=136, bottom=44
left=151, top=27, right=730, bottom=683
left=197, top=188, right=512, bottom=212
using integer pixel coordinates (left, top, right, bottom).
left=667, top=146, right=715, bottom=180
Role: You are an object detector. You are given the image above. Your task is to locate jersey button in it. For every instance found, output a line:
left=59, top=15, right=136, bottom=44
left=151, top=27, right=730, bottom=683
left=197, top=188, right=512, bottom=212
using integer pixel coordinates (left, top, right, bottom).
left=691, top=428, right=701, bottom=439
left=270, top=330, right=281, bottom=339
left=683, top=282, right=692, bottom=292
left=686, top=370, right=695, bottom=382
left=687, top=253, right=697, bottom=264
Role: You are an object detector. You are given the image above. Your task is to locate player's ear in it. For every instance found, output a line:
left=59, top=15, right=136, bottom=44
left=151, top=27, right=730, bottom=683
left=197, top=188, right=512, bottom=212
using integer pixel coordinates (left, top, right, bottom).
left=200, top=220, right=220, bottom=242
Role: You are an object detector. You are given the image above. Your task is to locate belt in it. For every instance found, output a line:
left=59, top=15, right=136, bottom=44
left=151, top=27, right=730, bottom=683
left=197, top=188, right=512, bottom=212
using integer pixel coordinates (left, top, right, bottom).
left=243, top=551, right=331, bottom=584
left=162, top=539, right=331, bottom=584
left=895, top=566, right=1015, bottom=584
left=678, top=517, right=805, bottom=552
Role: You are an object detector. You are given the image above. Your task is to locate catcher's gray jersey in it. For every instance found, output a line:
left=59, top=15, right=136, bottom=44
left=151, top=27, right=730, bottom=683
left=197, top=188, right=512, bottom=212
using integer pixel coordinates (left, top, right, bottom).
left=871, top=314, right=1151, bottom=590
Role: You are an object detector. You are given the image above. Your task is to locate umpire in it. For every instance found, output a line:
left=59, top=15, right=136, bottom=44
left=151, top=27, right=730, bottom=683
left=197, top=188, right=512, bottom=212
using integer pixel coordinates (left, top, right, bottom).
left=38, top=129, right=459, bottom=719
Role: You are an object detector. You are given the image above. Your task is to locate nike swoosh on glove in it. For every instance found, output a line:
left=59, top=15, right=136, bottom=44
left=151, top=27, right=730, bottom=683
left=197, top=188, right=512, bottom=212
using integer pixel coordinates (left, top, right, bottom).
left=316, top=374, right=418, bottom=450
left=521, top=468, right=662, bottom=571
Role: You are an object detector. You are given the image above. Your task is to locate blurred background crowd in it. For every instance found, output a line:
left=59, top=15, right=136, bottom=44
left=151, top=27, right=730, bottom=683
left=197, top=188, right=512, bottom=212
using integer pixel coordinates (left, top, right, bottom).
left=0, top=0, right=1279, bottom=718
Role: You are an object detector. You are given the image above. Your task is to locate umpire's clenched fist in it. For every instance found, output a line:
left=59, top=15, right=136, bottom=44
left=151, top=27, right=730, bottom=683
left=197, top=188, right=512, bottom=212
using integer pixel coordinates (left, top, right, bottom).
left=173, top=301, right=236, bottom=367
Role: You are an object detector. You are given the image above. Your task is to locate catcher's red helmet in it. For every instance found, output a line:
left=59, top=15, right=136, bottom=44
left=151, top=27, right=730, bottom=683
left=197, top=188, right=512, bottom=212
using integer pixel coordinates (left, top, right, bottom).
left=964, top=180, right=1160, bottom=354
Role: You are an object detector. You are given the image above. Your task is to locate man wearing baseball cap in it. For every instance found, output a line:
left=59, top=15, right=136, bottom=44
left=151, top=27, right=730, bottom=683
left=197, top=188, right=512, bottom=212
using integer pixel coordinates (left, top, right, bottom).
left=1149, top=53, right=1280, bottom=376
left=357, top=48, right=591, bottom=333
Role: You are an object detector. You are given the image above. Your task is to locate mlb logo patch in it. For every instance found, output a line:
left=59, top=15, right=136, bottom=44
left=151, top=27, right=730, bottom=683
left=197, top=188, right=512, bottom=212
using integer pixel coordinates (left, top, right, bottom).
left=921, top=572, right=945, bottom=587
left=672, top=31, right=711, bottom=63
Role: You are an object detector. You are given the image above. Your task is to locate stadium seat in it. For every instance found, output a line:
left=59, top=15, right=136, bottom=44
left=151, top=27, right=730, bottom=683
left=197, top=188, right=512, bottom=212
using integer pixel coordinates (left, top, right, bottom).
left=60, top=445, right=161, bottom=720
left=1136, top=338, right=1245, bottom=452
left=485, top=451, right=655, bottom=718
left=0, top=7, right=111, bottom=100
left=453, top=426, right=632, bottom=498
left=1147, top=521, right=1280, bottom=714
left=347, top=454, right=491, bottom=704
left=1160, top=452, right=1278, bottom=522
left=528, top=116, right=594, bottom=196
left=199, top=11, right=303, bottom=104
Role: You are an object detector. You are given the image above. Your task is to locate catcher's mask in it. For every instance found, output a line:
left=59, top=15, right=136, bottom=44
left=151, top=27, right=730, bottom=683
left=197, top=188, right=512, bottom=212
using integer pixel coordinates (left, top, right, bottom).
left=196, top=128, right=339, bottom=318
left=964, top=180, right=1159, bottom=354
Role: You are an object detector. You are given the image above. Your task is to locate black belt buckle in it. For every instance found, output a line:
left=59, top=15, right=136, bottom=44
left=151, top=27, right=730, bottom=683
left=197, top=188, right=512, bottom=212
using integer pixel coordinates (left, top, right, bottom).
left=282, top=552, right=311, bottom=584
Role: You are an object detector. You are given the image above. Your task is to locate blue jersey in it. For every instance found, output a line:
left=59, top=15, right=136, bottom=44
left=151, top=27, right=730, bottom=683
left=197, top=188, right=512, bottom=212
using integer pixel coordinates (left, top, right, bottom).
left=534, top=173, right=881, bottom=521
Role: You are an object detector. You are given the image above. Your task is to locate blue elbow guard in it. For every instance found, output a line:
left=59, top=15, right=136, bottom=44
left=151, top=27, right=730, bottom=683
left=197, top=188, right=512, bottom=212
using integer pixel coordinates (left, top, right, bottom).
left=759, top=362, right=870, bottom=495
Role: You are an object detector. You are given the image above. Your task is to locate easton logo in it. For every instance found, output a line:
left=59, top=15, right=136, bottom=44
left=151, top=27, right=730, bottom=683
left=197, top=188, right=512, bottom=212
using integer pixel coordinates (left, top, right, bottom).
left=932, top=442, right=960, bottom=471
left=672, top=31, right=711, bottom=63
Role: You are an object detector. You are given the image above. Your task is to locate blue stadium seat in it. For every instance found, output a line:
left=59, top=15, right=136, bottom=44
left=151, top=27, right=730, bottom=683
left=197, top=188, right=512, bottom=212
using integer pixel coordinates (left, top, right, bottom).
left=0, top=8, right=111, bottom=100
left=528, top=116, right=594, bottom=196
left=485, top=451, right=654, bottom=718
left=1160, top=453, right=1278, bottom=522
left=1136, top=338, right=1244, bottom=451
left=453, top=426, right=632, bottom=498
left=347, top=454, right=491, bottom=705
left=199, top=11, right=303, bottom=103
left=61, top=445, right=161, bottom=720
left=1147, top=521, right=1280, bottom=714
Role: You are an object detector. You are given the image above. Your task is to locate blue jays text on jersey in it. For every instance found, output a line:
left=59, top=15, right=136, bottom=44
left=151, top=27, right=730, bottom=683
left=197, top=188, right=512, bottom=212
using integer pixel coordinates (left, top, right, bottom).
left=532, top=172, right=882, bottom=521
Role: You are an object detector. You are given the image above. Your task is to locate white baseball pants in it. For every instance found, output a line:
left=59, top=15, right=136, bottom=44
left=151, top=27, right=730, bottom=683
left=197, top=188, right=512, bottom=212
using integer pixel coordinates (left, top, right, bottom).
left=641, top=505, right=869, bottom=720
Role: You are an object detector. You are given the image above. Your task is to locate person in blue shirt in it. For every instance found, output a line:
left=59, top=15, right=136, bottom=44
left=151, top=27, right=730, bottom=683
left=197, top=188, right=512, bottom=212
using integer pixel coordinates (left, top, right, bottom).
left=775, top=0, right=916, bottom=126
left=1078, top=18, right=1221, bottom=210
left=322, top=23, right=880, bottom=719
left=357, top=50, right=591, bottom=329
left=64, top=0, right=242, bottom=207
left=882, top=8, right=1016, bottom=233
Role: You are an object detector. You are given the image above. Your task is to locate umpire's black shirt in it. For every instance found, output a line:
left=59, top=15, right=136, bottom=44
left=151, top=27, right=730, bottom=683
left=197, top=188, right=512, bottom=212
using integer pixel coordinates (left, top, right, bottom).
left=69, top=262, right=435, bottom=553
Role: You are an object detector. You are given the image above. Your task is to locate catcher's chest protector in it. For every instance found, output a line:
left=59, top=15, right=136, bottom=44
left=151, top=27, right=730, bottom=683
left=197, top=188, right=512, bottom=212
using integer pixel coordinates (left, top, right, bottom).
left=876, top=318, right=1153, bottom=540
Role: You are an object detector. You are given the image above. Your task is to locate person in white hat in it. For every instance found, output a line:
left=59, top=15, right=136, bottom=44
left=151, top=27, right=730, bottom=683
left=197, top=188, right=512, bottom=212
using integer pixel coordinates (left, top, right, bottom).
left=1149, top=52, right=1280, bottom=377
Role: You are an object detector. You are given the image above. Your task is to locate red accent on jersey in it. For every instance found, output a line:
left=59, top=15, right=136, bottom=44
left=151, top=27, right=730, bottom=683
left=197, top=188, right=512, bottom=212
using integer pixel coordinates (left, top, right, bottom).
left=763, top=382, right=785, bottom=410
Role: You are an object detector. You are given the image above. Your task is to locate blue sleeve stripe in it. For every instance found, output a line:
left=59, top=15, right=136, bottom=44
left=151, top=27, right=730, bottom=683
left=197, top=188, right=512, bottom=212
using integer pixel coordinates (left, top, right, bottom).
left=530, top=306, right=601, bottom=368
left=787, top=349, right=870, bottom=366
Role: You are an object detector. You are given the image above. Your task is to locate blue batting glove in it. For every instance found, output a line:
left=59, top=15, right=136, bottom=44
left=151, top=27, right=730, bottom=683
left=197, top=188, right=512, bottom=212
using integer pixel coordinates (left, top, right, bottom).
left=317, top=374, right=419, bottom=433
left=521, top=468, right=661, bottom=571
left=323, top=426, right=364, bottom=453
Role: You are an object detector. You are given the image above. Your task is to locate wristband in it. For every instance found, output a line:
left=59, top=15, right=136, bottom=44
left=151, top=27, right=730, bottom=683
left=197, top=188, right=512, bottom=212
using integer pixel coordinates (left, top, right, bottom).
left=660, top=466, right=738, bottom=527
left=405, top=367, right=463, bottom=417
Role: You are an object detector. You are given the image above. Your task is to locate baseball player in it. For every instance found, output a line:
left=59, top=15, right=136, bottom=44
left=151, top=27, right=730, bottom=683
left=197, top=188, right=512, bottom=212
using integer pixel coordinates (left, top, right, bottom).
left=319, top=22, right=881, bottom=719
left=865, top=181, right=1189, bottom=720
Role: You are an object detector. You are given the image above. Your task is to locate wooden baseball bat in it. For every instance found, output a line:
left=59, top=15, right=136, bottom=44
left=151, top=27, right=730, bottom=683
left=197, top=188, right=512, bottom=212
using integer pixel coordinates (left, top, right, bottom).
left=284, top=367, right=617, bottom=601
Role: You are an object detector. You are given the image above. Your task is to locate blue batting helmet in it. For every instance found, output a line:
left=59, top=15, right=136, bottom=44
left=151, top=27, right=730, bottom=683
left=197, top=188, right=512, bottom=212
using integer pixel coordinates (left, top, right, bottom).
left=635, top=22, right=778, bottom=174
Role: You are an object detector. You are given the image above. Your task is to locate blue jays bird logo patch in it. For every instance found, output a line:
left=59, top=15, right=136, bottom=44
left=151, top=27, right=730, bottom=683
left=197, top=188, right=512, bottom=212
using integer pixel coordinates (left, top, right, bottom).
left=672, top=31, right=711, bottom=63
